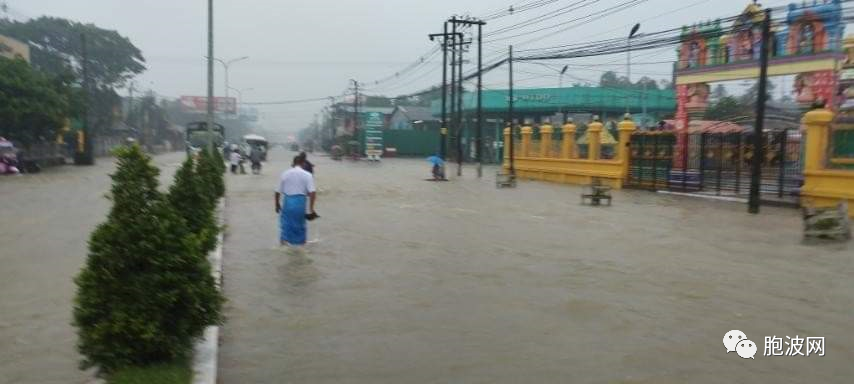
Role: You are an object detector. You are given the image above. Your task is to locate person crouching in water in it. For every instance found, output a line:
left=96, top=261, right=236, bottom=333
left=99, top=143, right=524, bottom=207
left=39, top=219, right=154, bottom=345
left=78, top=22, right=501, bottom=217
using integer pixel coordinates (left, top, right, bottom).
left=427, top=154, right=445, bottom=180
left=275, top=155, right=317, bottom=246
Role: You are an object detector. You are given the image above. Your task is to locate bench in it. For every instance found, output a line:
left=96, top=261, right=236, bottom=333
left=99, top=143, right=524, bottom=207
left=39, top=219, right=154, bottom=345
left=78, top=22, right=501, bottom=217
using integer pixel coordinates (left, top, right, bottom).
left=581, top=179, right=612, bottom=206
left=496, top=171, right=516, bottom=188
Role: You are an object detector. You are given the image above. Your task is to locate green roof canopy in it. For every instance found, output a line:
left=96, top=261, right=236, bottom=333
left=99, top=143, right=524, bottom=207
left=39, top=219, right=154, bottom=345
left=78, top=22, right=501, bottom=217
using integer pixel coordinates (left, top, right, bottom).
left=431, top=86, right=676, bottom=116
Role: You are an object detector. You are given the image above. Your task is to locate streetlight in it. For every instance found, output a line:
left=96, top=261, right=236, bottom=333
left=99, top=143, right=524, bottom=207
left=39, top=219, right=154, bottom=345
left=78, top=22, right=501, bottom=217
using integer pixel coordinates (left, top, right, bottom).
left=626, top=23, right=641, bottom=114
left=206, top=55, right=249, bottom=99
left=559, top=65, right=569, bottom=88
left=558, top=65, right=569, bottom=121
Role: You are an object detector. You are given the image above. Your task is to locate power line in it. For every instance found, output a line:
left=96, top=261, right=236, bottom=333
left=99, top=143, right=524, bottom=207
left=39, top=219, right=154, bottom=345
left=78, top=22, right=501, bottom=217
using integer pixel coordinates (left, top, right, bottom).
left=485, top=0, right=602, bottom=37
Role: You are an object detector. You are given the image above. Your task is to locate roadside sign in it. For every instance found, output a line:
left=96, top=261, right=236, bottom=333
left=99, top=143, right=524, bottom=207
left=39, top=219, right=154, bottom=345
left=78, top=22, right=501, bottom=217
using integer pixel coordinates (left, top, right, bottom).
left=364, top=112, right=384, bottom=158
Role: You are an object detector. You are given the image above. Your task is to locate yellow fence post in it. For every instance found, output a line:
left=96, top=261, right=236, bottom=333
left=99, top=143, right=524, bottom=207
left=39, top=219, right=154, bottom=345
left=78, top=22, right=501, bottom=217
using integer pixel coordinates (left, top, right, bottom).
left=803, top=107, right=834, bottom=172
left=561, top=119, right=577, bottom=159
left=587, top=117, right=602, bottom=160
left=540, top=122, right=553, bottom=158
left=503, top=126, right=511, bottom=166
left=521, top=125, right=533, bottom=157
left=617, top=114, right=637, bottom=178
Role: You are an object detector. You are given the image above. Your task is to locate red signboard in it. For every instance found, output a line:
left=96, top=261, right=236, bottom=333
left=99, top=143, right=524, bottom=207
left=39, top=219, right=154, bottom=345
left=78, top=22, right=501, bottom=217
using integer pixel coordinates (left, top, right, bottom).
left=180, top=96, right=237, bottom=114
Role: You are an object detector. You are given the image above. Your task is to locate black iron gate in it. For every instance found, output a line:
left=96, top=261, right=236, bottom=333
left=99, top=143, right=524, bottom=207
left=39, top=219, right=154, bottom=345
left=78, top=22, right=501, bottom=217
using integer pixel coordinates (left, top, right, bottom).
left=627, top=132, right=674, bottom=189
left=627, top=130, right=802, bottom=203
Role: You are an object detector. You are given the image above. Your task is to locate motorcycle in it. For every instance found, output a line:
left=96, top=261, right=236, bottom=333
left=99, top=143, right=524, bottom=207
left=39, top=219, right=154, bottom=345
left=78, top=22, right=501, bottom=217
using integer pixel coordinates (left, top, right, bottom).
left=251, top=160, right=262, bottom=175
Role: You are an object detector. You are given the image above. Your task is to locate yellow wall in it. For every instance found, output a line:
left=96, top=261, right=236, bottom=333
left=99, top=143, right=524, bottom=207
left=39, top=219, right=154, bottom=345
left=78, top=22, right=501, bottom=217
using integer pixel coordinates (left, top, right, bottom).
left=508, top=157, right=626, bottom=189
left=801, top=108, right=854, bottom=217
left=503, top=117, right=635, bottom=189
left=802, top=170, right=854, bottom=217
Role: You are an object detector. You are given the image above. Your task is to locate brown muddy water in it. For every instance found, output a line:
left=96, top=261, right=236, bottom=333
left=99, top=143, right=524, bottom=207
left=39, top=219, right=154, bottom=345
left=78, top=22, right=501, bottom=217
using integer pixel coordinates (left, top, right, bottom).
left=217, top=149, right=853, bottom=384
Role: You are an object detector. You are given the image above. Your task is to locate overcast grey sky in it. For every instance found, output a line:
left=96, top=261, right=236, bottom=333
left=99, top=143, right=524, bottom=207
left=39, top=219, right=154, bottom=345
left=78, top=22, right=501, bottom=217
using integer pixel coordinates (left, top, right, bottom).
left=13, top=0, right=802, bottom=132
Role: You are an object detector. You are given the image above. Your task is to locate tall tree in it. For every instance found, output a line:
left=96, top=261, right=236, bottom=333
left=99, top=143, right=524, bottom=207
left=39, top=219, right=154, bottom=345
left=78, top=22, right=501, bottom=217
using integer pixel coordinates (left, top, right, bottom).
left=704, top=96, right=751, bottom=122
left=0, top=57, right=71, bottom=146
left=0, top=17, right=145, bottom=135
left=635, top=76, right=659, bottom=91
left=0, top=16, right=145, bottom=89
left=600, top=71, right=622, bottom=88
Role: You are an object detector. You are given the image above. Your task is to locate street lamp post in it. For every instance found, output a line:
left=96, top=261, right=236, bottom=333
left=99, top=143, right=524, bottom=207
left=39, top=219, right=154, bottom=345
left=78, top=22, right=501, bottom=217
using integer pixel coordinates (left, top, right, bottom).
left=626, top=23, right=641, bottom=114
left=205, top=0, right=214, bottom=151
left=559, top=65, right=569, bottom=120
left=559, top=65, right=568, bottom=89
left=211, top=55, right=249, bottom=99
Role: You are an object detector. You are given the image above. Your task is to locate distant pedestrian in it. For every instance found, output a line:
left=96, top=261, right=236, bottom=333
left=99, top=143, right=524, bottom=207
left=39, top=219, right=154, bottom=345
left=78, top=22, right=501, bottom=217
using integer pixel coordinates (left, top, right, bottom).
left=229, top=150, right=241, bottom=174
left=297, top=152, right=314, bottom=174
left=275, top=156, right=317, bottom=246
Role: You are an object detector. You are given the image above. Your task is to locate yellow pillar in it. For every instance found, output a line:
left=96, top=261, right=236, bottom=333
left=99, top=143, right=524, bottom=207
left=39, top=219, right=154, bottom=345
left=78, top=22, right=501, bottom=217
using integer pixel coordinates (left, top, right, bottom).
left=617, top=114, right=637, bottom=178
left=587, top=119, right=603, bottom=160
left=540, top=123, right=553, bottom=158
left=521, top=125, right=533, bottom=157
left=803, top=108, right=833, bottom=172
left=561, top=120, right=577, bottom=159
left=77, top=130, right=85, bottom=153
left=503, top=126, right=511, bottom=164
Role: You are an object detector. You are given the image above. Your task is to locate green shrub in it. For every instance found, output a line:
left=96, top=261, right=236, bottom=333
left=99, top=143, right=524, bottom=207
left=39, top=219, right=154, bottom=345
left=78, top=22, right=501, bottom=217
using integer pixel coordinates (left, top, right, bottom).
left=108, top=360, right=191, bottom=384
left=211, top=147, right=226, bottom=175
left=197, top=149, right=224, bottom=200
left=168, top=157, right=219, bottom=254
left=73, top=145, right=223, bottom=373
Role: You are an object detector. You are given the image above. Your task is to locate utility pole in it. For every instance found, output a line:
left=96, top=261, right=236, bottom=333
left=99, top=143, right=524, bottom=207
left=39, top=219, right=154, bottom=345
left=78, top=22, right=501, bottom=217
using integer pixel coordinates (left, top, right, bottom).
left=352, top=79, right=360, bottom=155
left=749, top=8, right=772, bottom=214
left=441, top=22, right=449, bottom=161
left=452, top=18, right=486, bottom=177
left=77, top=33, right=94, bottom=165
left=206, top=0, right=215, bottom=152
left=429, top=24, right=453, bottom=160
left=449, top=19, right=457, bottom=165
left=328, top=96, right=337, bottom=140
left=476, top=21, right=484, bottom=178
left=508, top=45, right=515, bottom=177
left=456, top=25, right=464, bottom=177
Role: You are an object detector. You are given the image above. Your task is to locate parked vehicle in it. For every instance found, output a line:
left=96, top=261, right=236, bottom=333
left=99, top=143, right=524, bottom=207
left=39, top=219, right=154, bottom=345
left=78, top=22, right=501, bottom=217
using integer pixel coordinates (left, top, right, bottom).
left=0, top=138, right=20, bottom=175
left=185, top=122, right=225, bottom=156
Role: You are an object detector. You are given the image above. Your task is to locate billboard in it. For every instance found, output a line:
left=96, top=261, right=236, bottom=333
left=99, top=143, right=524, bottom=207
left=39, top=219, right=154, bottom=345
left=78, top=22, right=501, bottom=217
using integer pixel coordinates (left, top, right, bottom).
left=180, top=96, right=237, bottom=114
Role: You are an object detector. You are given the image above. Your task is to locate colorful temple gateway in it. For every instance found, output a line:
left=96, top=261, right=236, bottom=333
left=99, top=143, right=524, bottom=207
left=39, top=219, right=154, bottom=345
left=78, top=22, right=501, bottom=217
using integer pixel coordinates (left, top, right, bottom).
left=673, top=0, right=846, bottom=167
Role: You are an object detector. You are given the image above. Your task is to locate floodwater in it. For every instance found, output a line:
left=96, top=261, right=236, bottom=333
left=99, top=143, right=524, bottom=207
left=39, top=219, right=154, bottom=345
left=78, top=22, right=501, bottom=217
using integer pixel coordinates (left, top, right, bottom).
left=0, top=152, right=185, bottom=384
left=218, top=149, right=853, bottom=383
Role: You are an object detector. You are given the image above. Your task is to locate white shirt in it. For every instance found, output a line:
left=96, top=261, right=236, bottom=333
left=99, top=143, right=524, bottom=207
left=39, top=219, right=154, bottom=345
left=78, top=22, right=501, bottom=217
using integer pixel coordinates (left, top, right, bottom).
left=229, top=151, right=241, bottom=165
left=277, top=166, right=316, bottom=196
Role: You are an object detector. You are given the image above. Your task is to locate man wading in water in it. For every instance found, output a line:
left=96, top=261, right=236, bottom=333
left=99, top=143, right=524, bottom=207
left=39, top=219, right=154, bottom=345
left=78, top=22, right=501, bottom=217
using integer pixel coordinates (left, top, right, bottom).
left=275, top=156, right=317, bottom=246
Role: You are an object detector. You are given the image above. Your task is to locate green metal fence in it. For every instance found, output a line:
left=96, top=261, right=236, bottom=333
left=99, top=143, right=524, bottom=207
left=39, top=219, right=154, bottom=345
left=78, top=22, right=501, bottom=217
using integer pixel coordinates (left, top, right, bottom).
left=382, top=129, right=438, bottom=157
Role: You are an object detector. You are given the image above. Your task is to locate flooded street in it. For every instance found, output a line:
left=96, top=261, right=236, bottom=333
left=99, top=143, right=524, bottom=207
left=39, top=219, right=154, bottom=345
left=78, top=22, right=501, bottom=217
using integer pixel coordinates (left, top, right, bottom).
left=219, top=149, right=853, bottom=384
left=0, top=152, right=185, bottom=384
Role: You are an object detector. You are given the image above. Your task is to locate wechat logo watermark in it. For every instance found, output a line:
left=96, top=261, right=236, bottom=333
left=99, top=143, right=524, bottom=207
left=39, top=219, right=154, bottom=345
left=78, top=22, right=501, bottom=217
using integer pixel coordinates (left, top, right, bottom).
left=724, top=331, right=825, bottom=359
left=724, top=330, right=757, bottom=359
